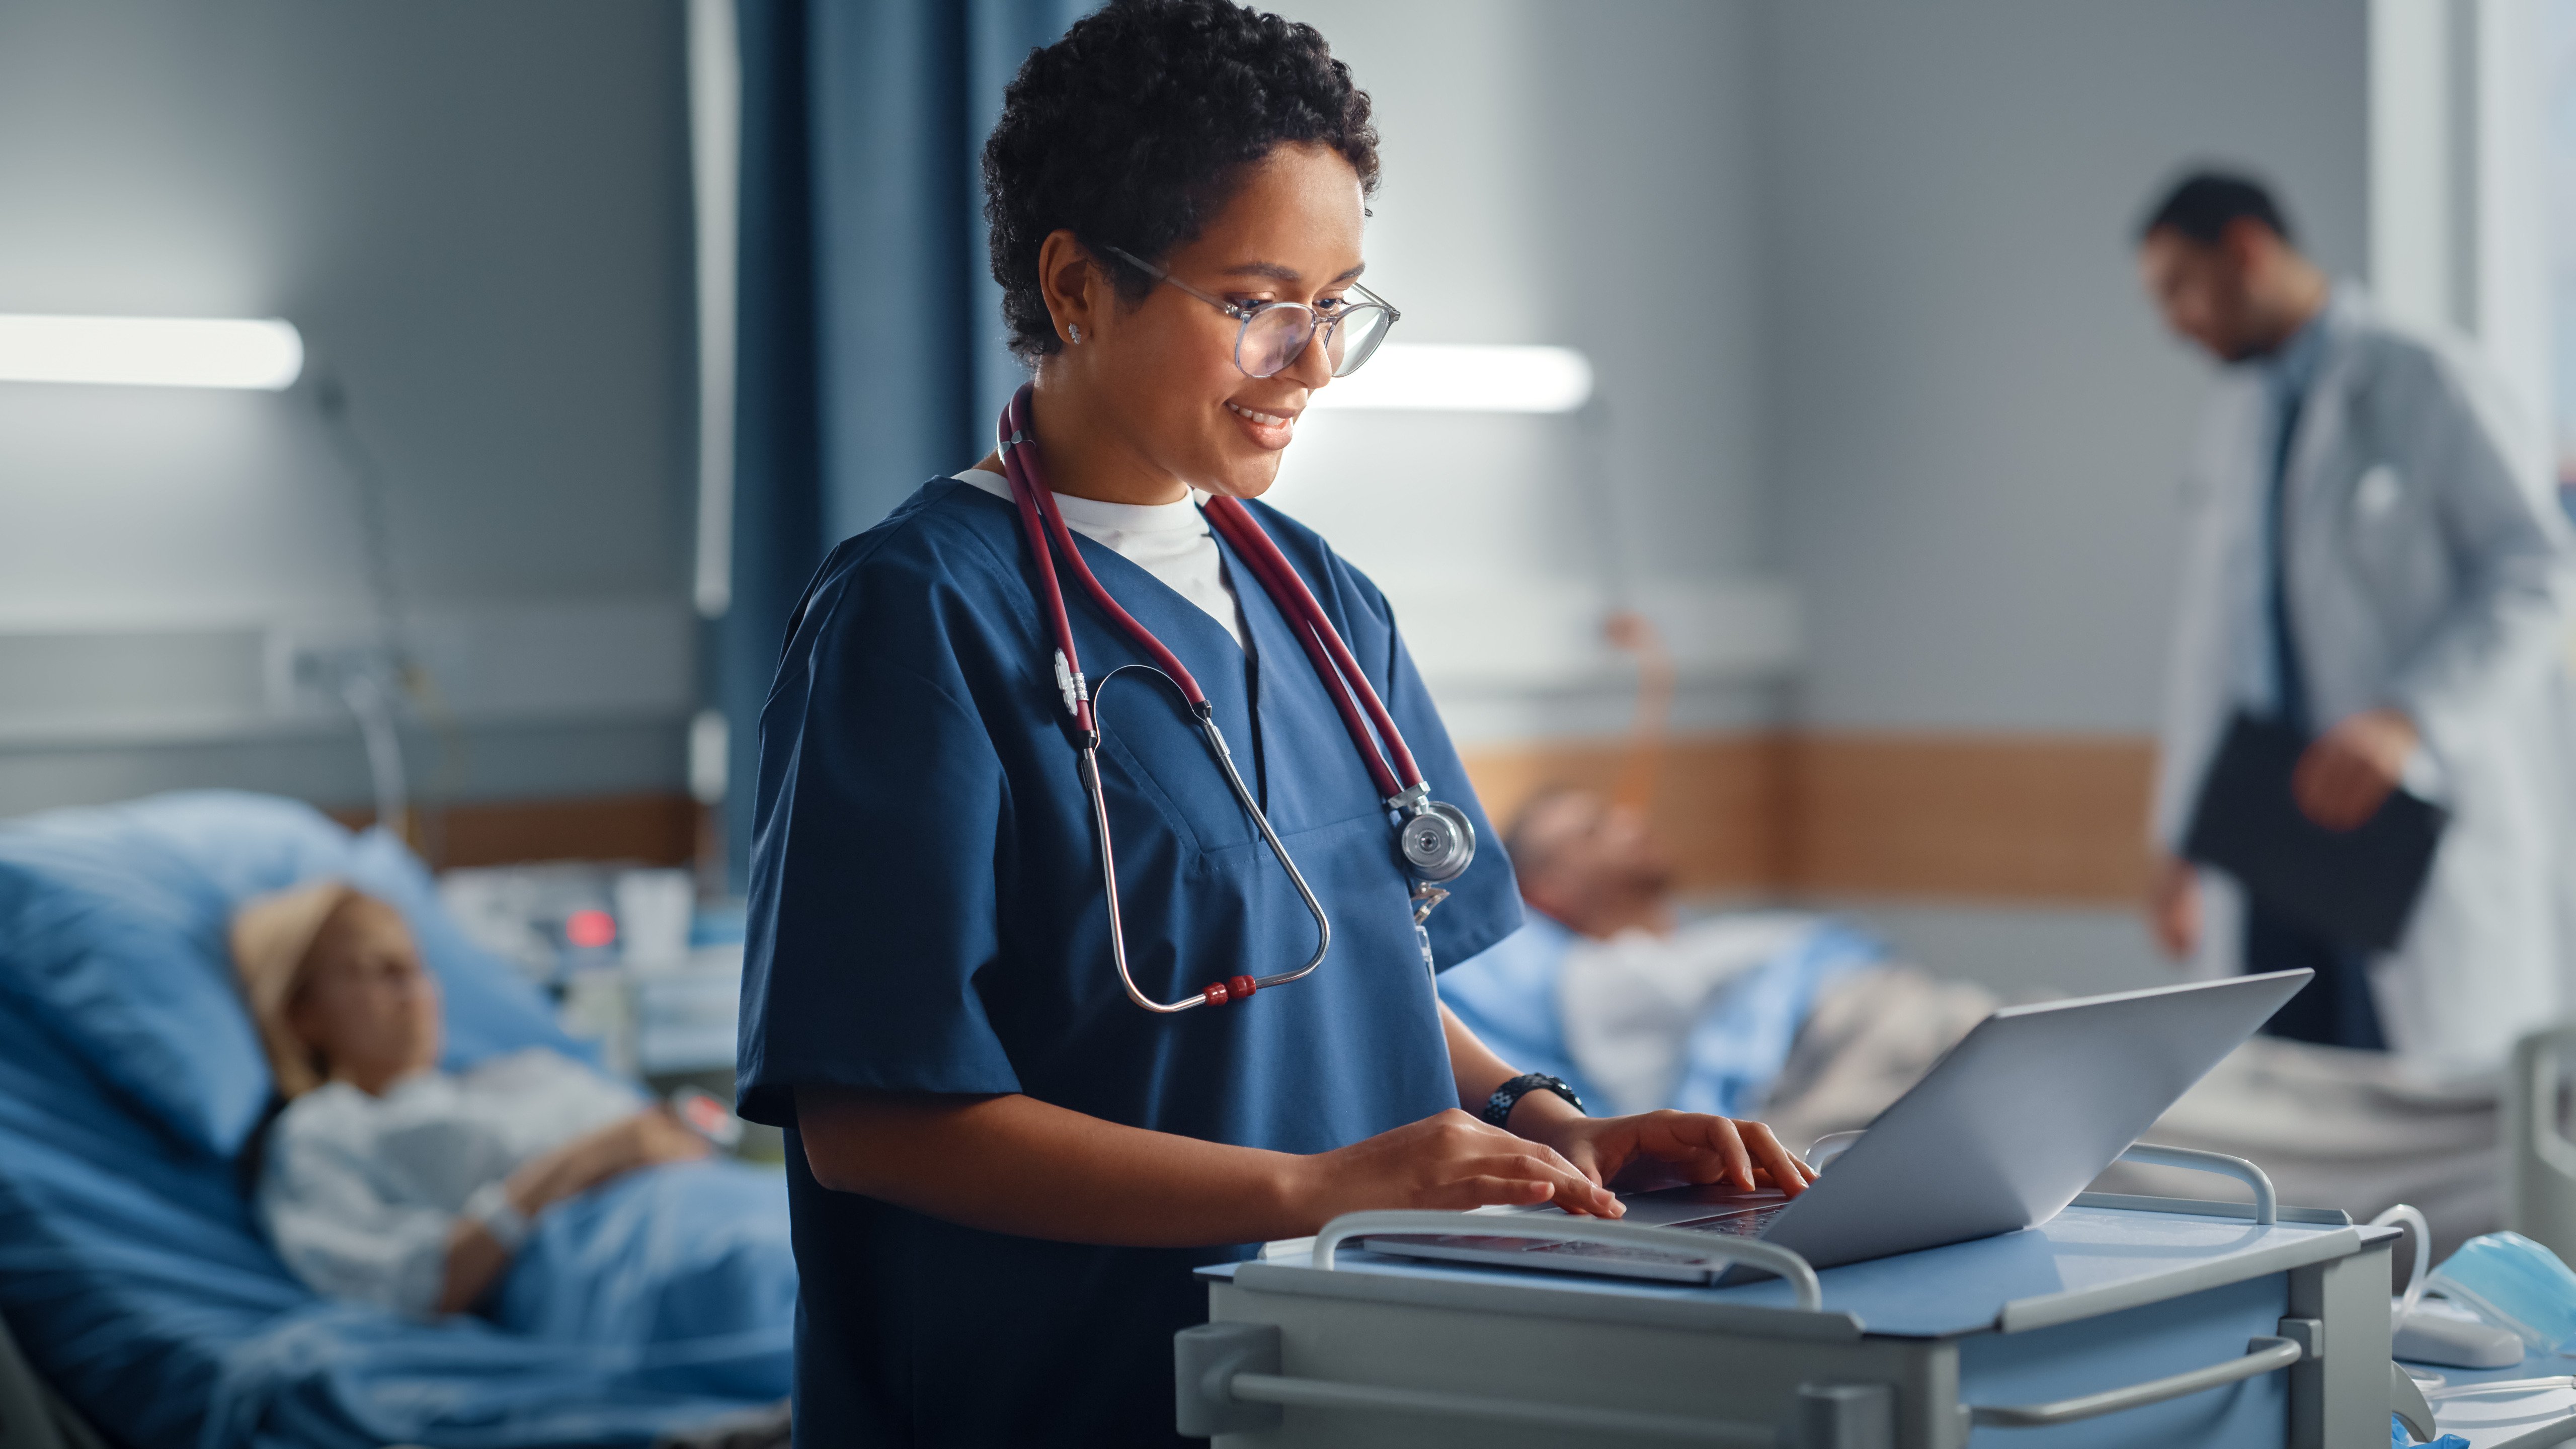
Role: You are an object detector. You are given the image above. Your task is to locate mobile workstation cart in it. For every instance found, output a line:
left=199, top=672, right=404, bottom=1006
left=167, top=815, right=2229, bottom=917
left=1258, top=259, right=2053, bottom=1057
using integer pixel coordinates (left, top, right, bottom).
left=1178, top=1186, right=2400, bottom=1448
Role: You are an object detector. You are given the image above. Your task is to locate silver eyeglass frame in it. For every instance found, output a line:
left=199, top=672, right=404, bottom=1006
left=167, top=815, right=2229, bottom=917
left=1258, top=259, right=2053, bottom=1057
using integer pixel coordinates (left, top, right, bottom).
left=1097, top=243, right=1399, bottom=379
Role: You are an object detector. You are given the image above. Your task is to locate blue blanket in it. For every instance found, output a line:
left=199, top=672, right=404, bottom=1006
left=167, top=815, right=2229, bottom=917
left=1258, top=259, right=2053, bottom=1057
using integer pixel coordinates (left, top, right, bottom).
left=1439, top=912, right=1884, bottom=1117
left=203, top=1168, right=792, bottom=1449
left=0, top=792, right=792, bottom=1449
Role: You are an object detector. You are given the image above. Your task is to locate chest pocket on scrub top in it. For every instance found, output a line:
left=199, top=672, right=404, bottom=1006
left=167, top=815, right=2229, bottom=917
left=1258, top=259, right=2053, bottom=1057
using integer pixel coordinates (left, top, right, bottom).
left=1090, top=678, right=1257, bottom=865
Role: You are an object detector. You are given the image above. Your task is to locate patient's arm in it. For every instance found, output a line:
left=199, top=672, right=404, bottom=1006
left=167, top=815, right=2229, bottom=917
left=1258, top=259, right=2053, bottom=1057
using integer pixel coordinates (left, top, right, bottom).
left=795, top=1085, right=1621, bottom=1248
left=431, top=1108, right=709, bottom=1313
left=434, top=1218, right=516, bottom=1314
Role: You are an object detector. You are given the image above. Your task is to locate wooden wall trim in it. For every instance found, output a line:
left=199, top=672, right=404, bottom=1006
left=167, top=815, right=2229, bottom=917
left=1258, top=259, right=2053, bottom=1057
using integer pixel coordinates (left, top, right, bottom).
left=332, top=792, right=701, bottom=870
left=335, top=732, right=2155, bottom=904
left=1781, top=732, right=2156, bottom=903
left=1458, top=730, right=2156, bottom=905
left=1456, top=734, right=1786, bottom=894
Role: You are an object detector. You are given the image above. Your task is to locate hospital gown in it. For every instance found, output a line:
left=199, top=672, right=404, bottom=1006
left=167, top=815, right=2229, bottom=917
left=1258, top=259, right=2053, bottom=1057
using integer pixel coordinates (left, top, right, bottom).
left=258, top=1048, right=641, bottom=1317
left=256, top=1047, right=798, bottom=1401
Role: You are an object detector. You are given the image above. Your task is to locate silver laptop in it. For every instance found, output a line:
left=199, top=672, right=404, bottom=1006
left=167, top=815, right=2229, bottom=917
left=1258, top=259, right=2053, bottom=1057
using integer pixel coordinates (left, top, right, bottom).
left=1366, top=969, right=2312, bottom=1284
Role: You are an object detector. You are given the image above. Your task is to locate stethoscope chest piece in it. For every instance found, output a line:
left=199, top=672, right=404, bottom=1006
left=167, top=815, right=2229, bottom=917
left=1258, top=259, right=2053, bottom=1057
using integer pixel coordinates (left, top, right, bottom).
left=1397, top=799, right=1476, bottom=884
left=997, top=381, right=1480, bottom=1014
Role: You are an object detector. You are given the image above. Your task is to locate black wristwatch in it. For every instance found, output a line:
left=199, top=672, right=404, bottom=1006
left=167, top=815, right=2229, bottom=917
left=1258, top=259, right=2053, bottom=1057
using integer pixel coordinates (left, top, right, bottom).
left=1482, top=1073, right=1584, bottom=1128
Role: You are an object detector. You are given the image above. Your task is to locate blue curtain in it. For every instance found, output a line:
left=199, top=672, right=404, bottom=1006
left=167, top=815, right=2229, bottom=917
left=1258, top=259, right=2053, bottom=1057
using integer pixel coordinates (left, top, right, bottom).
left=723, top=0, right=1086, bottom=886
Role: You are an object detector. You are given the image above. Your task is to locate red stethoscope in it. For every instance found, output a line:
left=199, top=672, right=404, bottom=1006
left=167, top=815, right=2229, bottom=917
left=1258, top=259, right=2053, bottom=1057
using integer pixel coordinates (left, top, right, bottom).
left=995, top=383, right=1476, bottom=1015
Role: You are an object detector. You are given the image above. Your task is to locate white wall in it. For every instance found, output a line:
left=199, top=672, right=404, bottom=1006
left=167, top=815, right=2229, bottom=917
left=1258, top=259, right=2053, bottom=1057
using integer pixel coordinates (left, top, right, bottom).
left=1266, top=0, right=1793, bottom=744
left=1757, top=0, right=2370, bottom=993
left=1234, top=3, right=2378, bottom=994
left=1211, top=0, right=2373, bottom=758
left=0, top=0, right=695, bottom=817
left=1764, top=0, right=2371, bottom=736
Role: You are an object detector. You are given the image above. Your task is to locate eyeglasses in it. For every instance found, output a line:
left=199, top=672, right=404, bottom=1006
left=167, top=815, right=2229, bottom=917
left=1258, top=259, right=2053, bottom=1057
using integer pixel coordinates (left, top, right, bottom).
left=1098, top=244, right=1399, bottom=380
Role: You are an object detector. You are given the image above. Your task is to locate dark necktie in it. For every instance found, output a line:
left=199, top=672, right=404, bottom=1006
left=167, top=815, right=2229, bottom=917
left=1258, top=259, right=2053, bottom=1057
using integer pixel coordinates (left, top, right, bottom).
left=2265, top=387, right=2310, bottom=736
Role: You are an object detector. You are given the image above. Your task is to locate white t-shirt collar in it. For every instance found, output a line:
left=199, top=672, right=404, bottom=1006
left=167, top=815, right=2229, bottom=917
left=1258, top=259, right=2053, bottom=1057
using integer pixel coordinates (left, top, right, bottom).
left=951, top=467, right=1206, bottom=534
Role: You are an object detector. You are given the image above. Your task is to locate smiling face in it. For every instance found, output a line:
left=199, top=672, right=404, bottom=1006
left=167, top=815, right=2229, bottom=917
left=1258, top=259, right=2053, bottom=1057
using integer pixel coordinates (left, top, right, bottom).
left=285, top=895, right=443, bottom=1095
left=1030, top=141, right=1368, bottom=503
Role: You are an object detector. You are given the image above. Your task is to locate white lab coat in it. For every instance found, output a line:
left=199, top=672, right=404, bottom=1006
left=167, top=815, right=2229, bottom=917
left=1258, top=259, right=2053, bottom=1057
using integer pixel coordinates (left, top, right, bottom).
left=2153, top=287, right=2576, bottom=1080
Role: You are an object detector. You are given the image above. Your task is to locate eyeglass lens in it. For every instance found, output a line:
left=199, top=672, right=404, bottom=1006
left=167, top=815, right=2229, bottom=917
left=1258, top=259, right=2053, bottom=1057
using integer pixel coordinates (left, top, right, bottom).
left=1238, top=303, right=1394, bottom=380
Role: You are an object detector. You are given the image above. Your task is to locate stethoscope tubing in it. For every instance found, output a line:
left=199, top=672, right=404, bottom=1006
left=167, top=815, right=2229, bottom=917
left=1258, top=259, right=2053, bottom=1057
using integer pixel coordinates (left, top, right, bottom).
left=1075, top=665, right=1334, bottom=1014
left=1000, top=388, right=1336, bottom=1013
left=1003, top=387, right=1208, bottom=718
left=1201, top=496, right=1424, bottom=801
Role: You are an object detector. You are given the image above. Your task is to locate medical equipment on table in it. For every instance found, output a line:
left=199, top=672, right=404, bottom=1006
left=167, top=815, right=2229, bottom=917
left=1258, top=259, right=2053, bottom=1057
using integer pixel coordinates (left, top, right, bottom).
left=2377, top=1209, right=2576, bottom=1445
left=995, top=382, right=1476, bottom=1014
left=2371, top=1206, right=2523, bottom=1371
left=1181, top=1176, right=2399, bottom=1448
left=2395, top=1353, right=2576, bottom=1449
left=2425, top=1234, right=2576, bottom=1357
left=668, top=1084, right=745, bottom=1149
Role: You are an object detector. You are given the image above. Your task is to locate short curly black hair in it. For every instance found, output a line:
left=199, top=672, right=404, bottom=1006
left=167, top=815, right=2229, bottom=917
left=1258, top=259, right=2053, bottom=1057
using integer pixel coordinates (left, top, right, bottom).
left=982, top=0, right=1380, bottom=365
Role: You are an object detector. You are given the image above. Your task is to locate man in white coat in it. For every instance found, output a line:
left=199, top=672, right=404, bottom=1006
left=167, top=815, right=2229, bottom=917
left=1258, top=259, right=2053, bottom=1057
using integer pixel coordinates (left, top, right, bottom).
left=2138, top=171, right=2576, bottom=1077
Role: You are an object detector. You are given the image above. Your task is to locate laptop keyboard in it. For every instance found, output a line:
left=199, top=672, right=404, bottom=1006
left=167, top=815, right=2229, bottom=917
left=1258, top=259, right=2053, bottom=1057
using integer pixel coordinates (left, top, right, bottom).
left=1474, top=1202, right=1792, bottom=1264
left=1363, top=1198, right=1795, bottom=1278
left=1510, top=1201, right=1791, bottom=1261
left=1666, top=1203, right=1792, bottom=1238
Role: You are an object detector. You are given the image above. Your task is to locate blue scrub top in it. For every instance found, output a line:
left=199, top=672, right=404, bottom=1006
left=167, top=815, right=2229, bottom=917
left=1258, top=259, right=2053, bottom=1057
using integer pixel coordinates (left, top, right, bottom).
left=736, top=476, right=1520, bottom=1447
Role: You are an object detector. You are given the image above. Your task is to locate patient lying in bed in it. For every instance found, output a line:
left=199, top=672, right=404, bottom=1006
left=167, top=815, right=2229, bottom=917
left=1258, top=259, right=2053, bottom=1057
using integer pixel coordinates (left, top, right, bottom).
left=231, top=882, right=795, bottom=1393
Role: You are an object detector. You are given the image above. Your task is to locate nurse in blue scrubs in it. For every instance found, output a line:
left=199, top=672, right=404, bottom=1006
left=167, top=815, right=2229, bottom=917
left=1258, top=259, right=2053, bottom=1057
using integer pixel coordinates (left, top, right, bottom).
left=734, top=2, right=1816, bottom=1443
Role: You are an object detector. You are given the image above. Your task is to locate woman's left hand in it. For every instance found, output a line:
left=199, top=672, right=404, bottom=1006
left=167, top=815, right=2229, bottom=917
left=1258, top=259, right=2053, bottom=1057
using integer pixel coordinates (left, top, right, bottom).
left=1514, top=1106, right=1818, bottom=1201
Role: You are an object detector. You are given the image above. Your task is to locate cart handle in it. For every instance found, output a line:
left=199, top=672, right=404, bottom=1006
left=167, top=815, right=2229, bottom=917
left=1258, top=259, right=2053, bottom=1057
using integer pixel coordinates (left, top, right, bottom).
left=2115, top=1144, right=2277, bottom=1225
left=1968, top=1334, right=2305, bottom=1427
left=1176, top=1321, right=1893, bottom=1444
left=1226, top=1372, right=1780, bottom=1445
left=1313, top=1210, right=1825, bottom=1312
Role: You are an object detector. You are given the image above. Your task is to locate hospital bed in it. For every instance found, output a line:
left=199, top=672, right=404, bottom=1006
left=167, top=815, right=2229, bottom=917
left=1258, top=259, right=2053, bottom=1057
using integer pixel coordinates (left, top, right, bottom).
left=0, top=791, right=784, bottom=1449
left=0, top=1308, right=111, bottom=1449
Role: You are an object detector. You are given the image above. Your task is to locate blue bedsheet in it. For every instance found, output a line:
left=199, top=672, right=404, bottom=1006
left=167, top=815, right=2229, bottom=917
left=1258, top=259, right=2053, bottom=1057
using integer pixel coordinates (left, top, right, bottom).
left=1434, top=913, right=1605, bottom=1108
left=1439, top=912, right=1884, bottom=1117
left=0, top=792, right=792, bottom=1449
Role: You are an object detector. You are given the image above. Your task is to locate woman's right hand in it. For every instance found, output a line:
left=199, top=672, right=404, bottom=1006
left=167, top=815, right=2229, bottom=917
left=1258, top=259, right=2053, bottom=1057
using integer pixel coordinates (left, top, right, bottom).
left=512, top=1108, right=708, bottom=1216
left=440, top=1110, right=705, bottom=1314
left=1285, top=1109, right=1622, bottom=1229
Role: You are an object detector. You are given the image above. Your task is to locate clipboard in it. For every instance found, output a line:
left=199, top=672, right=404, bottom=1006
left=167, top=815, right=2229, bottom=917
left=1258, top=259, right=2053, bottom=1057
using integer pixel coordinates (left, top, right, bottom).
left=2181, top=712, right=2446, bottom=953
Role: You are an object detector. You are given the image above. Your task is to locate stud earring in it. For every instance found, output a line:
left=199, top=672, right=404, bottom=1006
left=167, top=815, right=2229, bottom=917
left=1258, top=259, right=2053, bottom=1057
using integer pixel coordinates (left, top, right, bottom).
left=1067, top=323, right=1083, bottom=344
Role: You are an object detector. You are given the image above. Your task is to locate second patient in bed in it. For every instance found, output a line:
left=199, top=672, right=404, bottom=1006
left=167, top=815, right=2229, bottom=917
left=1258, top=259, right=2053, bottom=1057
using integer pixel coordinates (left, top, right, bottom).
left=233, top=883, right=714, bottom=1318
left=1480, top=787, right=1995, bottom=1142
left=1475, top=788, right=2504, bottom=1251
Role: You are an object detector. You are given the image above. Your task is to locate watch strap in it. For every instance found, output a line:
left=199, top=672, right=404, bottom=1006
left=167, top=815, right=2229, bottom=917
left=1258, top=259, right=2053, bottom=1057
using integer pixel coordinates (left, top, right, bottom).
left=1482, top=1072, right=1584, bottom=1128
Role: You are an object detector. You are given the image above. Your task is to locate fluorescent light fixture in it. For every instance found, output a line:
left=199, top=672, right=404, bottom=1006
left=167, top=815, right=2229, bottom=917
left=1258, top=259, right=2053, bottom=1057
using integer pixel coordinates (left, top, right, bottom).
left=0, top=313, right=304, bottom=390
left=1308, top=343, right=1593, bottom=413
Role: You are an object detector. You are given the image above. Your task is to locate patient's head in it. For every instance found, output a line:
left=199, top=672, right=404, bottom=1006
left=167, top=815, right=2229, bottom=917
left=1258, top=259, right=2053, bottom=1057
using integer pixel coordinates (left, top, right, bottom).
left=233, top=884, right=442, bottom=1098
left=1505, top=787, right=1676, bottom=939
